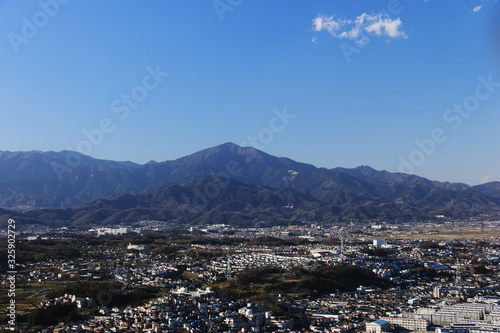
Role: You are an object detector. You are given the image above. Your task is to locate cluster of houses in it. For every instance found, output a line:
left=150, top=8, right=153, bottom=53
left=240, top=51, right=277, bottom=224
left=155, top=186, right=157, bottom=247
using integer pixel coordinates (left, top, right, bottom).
left=2, top=221, right=500, bottom=332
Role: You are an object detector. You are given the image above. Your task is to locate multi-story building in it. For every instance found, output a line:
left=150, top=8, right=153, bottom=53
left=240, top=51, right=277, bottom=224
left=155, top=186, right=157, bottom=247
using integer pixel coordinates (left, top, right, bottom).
left=366, top=320, right=390, bottom=333
left=381, top=317, right=429, bottom=331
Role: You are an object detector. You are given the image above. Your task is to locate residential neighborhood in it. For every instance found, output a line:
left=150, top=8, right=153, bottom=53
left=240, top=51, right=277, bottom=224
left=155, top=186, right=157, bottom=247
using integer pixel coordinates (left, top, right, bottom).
left=1, top=220, right=500, bottom=332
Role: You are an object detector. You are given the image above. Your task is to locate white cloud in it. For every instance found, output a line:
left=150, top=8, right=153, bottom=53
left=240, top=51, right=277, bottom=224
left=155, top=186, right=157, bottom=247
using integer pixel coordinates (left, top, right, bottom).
left=311, top=13, right=407, bottom=43
left=480, top=175, right=491, bottom=184
left=472, top=5, right=482, bottom=12
left=311, top=36, right=318, bottom=44
left=312, top=15, right=341, bottom=34
left=366, top=17, right=404, bottom=37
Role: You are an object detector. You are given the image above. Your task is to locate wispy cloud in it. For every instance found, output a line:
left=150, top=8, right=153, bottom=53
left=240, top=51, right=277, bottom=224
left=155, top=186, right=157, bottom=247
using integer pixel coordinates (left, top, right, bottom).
left=312, top=13, right=407, bottom=43
left=472, top=5, right=482, bottom=12
left=480, top=175, right=491, bottom=184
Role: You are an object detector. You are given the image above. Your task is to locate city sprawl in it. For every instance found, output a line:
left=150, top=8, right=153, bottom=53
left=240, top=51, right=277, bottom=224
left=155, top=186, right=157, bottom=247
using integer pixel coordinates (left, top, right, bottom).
left=1, top=219, right=500, bottom=332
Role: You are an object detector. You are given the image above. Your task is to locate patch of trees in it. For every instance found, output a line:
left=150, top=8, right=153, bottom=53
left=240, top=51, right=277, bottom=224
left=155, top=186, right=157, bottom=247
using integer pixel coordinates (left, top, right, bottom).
left=473, top=264, right=489, bottom=274
left=214, top=263, right=391, bottom=299
left=473, top=241, right=500, bottom=249
left=418, top=241, right=441, bottom=249
left=46, top=281, right=159, bottom=308
left=15, top=239, right=82, bottom=263
left=236, top=266, right=284, bottom=284
left=411, top=267, right=437, bottom=277
left=26, top=304, right=83, bottom=326
left=360, top=247, right=390, bottom=257
left=298, top=264, right=391, bottom=293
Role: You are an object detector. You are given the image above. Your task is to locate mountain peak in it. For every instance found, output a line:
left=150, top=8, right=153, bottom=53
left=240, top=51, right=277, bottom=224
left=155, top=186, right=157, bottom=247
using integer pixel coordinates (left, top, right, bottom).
left=1, top=144, right=500, bottom=223
left=218, top=142, right=242, bottom=149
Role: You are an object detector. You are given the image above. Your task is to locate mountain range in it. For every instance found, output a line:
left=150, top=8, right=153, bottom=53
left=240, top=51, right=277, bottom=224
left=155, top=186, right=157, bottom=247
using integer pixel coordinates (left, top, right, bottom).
left=1, top=143, right=499, bottom=227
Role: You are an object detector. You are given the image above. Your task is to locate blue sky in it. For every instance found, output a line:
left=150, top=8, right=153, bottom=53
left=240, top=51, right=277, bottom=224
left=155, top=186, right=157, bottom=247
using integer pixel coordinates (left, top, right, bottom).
left=1, top=0, right=499, bottom=185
